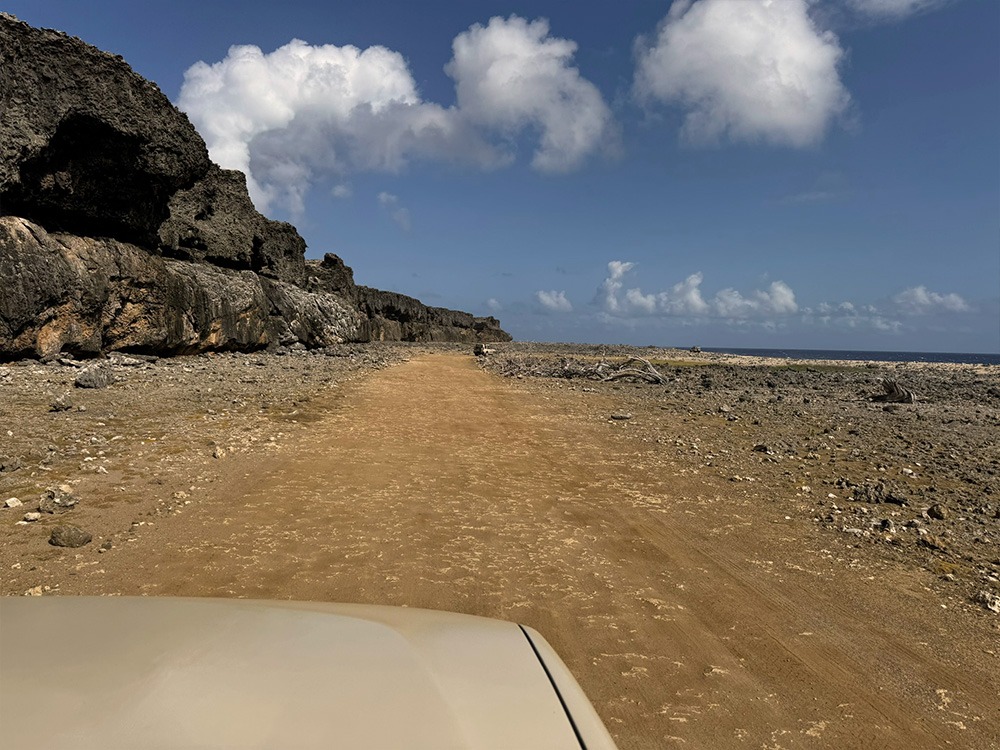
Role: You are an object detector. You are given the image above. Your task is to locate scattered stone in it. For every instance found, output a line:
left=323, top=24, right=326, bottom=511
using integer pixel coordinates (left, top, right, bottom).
left=927, top=503, right=949, bottom=521
left=49, top=393, right=73, bottom=412
left=22, top=512, right=41, bottom=522
left=24, top=586, right=44, bottom=596
left=753, top=444, right=773, bottom=454
left=610, top=413, right=632, bottom=421
left=100, top=540, right=113, bottom=551
left=973, top=590, right=1000, bottom=614
left=852, top=481, right=907, bottom=506
left=49, top=524, right=93, bottom=548
left=38, top=487, right=79, bottom=514
left=0, top=456, right=23, bottom=473
left=213, top=446, right=225, bottom=459
left=4, top=497, right=23, bottom=508
left=919, top=534, right=949, bottom=552
left=75, top=367, right=112, bottom=389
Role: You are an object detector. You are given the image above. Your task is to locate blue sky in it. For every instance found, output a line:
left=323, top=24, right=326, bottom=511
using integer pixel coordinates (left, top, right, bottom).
left=8, top=0, right=999, bottom=352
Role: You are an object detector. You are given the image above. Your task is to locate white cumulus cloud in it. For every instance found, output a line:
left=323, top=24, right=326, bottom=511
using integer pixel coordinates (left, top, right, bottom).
left=634, top=0, right=850, bottom=147
left=447, top=16, right=614, bottom=172
left=595, top=261, right=636, bottom=313
left=892, top=286, right=970, bottom=315
left=179, top=16, right=612, bottom=212
left=536, top=289, right=573, bottom=313
left=656, top=272, right=712, bottom=316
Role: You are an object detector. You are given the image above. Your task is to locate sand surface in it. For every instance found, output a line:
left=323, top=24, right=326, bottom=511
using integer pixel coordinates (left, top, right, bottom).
left=1, top=348, right=998, bottom=748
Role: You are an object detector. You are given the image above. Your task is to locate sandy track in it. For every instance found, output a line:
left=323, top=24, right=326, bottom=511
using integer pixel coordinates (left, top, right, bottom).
left=32, top=354, right=999, bottom=748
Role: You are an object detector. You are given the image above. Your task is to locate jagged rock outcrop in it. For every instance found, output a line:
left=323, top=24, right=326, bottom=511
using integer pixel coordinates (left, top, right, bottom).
left=0, top=14, right=210, bottom=247
left=158, top=165, right=308, bottom=286
left=0, top=14, right=510, bottom=360
left=355, top=287, right=506, bottom=343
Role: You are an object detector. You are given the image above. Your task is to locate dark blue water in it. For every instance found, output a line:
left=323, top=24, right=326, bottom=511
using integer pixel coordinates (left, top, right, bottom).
left=702, top=348, right=1000, bottom=366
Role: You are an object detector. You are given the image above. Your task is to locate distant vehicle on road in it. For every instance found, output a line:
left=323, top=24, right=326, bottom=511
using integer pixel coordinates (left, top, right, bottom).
left=0, top=597, right=617, bottom=749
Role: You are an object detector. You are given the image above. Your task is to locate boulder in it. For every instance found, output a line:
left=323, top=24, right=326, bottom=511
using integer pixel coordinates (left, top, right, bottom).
left=49, top=524, right=92, bottom=548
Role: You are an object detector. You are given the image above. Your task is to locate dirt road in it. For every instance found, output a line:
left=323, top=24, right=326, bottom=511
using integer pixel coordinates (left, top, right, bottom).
left=18, top=354, right=999, bottom=748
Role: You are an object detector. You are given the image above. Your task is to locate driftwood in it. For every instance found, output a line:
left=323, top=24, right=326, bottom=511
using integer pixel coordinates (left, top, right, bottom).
left=872, top=379, right=916, bottom=404
left=600, top=356, right=667, bottom=385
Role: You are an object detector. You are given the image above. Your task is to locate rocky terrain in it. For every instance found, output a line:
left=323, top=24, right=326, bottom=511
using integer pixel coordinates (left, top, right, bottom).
left=2, top=341, right=997, bottom=622
left=481, top=343, right=1000, bottom=616
left=0, top=14, right=508, bottom=360
left=0, top=343, right=419, bottom=582
left=0, top=343, right=997, bottom=749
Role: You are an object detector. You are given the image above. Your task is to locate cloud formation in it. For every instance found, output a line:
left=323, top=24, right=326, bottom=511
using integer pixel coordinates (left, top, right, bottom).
left=536, top=289, right=573, bottom=313
left=634, top=0, right=850, bottom=147
left=447, top=16, right=614, bottom=172
left=597, top=262, right=797, bottom=320
left=892, top=286, right=970, bottom=315
left=179, top=16, right=613, bottom=212
left=598, top=270, right=973, bottom=334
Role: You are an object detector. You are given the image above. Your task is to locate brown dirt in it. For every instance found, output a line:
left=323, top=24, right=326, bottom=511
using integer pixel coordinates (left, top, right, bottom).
left=2, top=351, right=998, bottom=748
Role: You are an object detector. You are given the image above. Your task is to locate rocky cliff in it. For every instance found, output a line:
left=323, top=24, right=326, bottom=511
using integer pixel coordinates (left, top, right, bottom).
left=0, top=14, right=509, bottom=359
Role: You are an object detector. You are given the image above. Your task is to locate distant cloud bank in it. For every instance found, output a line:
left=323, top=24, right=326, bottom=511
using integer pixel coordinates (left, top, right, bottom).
left=591, top=261, right=971, bottom=335
left=597, top=261, right=799, bottom=320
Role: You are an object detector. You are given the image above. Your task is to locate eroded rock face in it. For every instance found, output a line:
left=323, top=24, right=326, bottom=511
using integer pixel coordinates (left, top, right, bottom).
left=0, top=217, right=359, bottom=357
left=0, top=15, right=510, bottom=359
left=0, top=14, right=210, bottom=246
left=158, top=165, right=307, bottom=286
left=356, top=287, right=511, bottom=344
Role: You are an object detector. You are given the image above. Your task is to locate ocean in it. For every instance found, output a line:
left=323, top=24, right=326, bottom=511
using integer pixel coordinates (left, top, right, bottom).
left=701, top=348, right=1000, bottom=366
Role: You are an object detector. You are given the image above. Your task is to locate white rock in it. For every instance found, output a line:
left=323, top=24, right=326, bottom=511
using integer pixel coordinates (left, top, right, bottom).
left=23, top=512, right=41, bottom=522
left=4, top=497, right=22, bottom=508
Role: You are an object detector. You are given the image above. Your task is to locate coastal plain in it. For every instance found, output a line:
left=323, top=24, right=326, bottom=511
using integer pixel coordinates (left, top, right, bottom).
left=1, top=342, right=998, bottom=749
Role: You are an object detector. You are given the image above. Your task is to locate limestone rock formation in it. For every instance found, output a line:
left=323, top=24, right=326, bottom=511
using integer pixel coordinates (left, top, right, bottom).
left=158, top=165, right=308, bottom=286
left=0, top=14, right=510, bottom=359
left=0, top=14, right=210, bottom=246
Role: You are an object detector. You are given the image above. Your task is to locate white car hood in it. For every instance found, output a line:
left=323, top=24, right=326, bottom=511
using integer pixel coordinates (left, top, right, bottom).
left=0, top=597, right=611, bottom=749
